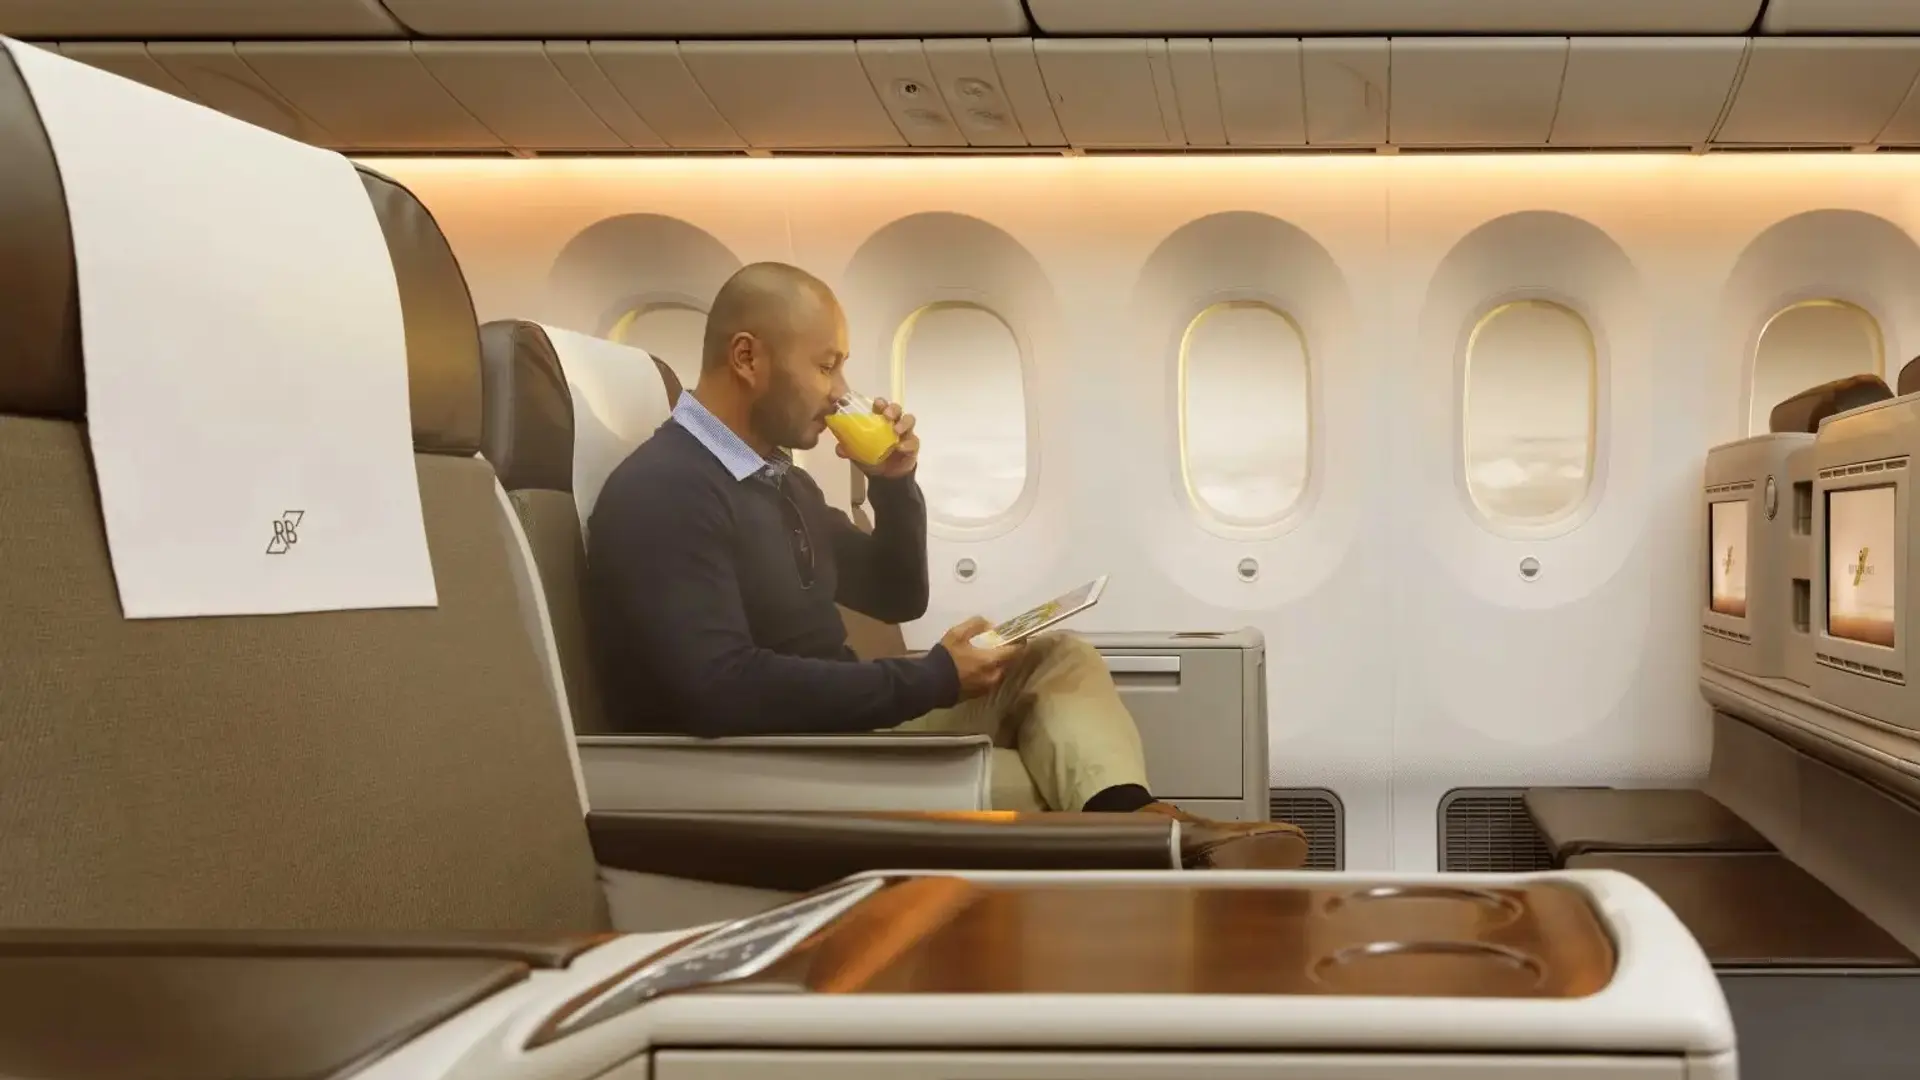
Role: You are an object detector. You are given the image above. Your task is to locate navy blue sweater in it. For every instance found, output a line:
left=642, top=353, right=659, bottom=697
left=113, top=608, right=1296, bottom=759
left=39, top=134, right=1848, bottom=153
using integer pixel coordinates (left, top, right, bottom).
left=585, top=420, right=962, bottom=736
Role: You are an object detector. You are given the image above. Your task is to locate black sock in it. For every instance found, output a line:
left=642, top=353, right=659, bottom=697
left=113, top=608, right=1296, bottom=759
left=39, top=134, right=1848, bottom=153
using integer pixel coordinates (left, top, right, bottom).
left=1080, top=783, right=1156, bottom=813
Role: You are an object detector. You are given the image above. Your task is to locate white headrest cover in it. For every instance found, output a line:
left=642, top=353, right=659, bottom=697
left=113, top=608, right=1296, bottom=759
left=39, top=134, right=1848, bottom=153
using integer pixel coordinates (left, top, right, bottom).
left=4, top=38, right=433, bottom=619
left=537, top=324, right=676, bottom=535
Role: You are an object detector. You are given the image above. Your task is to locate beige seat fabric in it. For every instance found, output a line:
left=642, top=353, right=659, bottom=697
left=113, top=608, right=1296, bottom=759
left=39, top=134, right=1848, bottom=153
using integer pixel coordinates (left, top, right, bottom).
left=0, top=54, right=605, bottom=931
left=477, top=319, right=998, bottom=812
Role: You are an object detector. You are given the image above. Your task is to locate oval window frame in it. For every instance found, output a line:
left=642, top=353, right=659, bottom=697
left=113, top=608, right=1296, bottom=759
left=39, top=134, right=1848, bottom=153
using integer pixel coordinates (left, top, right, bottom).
left=604, top=293, right=709, bottom=385
left=1746, top=295, right=1886, bottom=437
left=1174, top=296, right=1318, bottom=538
left=888, top=295, right=1041, bottom=541
left=1457, top=291, right=1606, bottom=538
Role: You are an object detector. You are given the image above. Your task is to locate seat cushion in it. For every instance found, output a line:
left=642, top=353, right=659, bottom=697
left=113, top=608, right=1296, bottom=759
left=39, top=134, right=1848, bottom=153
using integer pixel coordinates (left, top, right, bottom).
left=1568, top=852, right=1916, bottom=967
left=1524, top=787, right=1773, bottom=863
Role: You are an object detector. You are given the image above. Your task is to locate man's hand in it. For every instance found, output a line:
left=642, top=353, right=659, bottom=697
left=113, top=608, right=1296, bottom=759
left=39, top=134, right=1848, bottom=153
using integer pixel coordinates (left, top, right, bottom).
left=838, top=397, right=919, bottom=480
left=940, top=616, right=1021, bottom=699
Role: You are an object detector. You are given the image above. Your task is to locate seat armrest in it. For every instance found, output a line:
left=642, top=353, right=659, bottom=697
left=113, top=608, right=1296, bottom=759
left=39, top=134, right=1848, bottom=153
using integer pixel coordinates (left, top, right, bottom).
left=575, top=733, right=993, bottom=812
left=585, top=810, right=1180, bottom=893
left=0, top=930, right=613, bottom=969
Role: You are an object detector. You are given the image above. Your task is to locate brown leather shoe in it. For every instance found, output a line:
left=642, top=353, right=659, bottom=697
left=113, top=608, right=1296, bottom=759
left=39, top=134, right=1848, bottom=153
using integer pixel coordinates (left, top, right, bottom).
left=1136, top=802, right=1310, bottom=870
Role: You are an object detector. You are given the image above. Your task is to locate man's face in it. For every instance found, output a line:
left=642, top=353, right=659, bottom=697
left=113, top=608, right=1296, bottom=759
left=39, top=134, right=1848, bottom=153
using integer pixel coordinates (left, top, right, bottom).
left=749, top=296, right=850, bottom=451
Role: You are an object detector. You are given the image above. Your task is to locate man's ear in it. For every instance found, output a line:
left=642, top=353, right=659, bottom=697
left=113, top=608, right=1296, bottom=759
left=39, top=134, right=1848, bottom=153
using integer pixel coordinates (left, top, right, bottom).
left=727, top=331, right=760, bottom=384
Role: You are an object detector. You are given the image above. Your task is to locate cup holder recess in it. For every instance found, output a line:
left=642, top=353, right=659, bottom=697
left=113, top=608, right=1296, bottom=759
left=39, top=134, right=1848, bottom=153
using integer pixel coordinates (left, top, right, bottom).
left=1321, top=884, right=1524, bottom=927
left=1311, top=940, right=1547, bottom=995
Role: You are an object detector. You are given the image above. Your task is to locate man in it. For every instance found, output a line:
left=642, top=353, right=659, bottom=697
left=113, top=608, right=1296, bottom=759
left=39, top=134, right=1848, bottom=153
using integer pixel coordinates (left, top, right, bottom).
left=586, top=261, right=1306, bottom=869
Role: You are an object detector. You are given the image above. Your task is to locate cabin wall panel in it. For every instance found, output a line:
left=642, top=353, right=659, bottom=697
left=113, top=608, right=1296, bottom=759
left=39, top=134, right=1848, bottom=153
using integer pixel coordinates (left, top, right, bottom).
left=374, top=153, right=1920, bottom=870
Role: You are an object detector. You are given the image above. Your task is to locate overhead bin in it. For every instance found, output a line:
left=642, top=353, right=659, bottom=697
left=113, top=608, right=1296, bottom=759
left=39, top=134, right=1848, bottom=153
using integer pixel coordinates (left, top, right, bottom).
left=1032, top=39, right=1186, bottom=148
left=378, top=0, right=1031, bottom=39
left=1027, top=0, right=1762, bottom=36
left=923, top=40, right=1048, bottom=147
left=1389, top=38, right=1566, bottom=146
left=1302, top=39, right=1389, bottom=146
left=1763, top=0, right=1920, bottom=34
left=586, top=43, right=745, bottom=150
left=237, top=43, right=501, bottom=151
left=1714, top=38, right=1920, bottom=145
left=0, top=0, right=403, bottom=38
left=413, top=44, right=629, bottom=152
left=677, top=42, right=909, bottom=149
left=146, top=43, right=335, bottom=144
left=55, top=43, right=202, bottom=105
left=1551, top=38, right=1745, bottom=147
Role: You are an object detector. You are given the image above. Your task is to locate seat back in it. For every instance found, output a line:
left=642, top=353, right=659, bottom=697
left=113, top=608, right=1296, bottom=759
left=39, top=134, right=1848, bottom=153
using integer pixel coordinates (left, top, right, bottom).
left=0, top=44, right=605, bottom=931
left=1901, top=355, right=1920, bottom=397
left=1768, top=372, right=1895, bottom=433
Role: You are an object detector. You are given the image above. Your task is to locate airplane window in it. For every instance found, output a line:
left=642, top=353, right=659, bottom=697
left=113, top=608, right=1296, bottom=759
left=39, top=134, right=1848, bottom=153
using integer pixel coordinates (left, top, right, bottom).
left=893, top=301, right=1029, bottom=525
left=1749, top=299, right=1883, bottom=436
left=1179, top=301, right=1310, bottom=526
left=1463, top=300, right=1596, bottom=525
left=610, top=302, right=706, bottom=391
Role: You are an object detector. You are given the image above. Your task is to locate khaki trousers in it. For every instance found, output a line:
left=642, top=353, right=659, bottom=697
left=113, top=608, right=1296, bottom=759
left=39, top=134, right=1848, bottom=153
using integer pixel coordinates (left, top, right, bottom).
left=894, top=633, right=1151, bottom=811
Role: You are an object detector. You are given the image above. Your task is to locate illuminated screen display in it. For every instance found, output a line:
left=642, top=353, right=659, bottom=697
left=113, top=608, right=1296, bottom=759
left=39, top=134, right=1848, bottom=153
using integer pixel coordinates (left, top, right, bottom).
left=1827, top=485, right=1898, bottom=649
left=1709, top=500, right=1749, bottom=618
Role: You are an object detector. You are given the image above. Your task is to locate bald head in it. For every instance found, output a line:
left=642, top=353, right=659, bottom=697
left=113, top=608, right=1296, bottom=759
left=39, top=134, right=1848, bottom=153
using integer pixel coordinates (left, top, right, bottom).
left=695, top=261, right=851, bottom=455
left=702, top=261, right=838, bottom=373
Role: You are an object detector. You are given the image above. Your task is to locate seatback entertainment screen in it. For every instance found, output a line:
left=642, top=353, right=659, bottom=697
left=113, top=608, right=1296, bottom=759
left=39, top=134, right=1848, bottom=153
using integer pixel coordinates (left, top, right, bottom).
left=1709, top=500, right=1749, bottom=618
left=1827, top=485, right=1898, bottom=648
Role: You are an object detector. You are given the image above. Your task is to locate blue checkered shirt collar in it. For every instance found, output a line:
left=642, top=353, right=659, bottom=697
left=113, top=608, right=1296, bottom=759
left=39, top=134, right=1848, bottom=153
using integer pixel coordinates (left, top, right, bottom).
left=670, top=390, right=791, bottom=486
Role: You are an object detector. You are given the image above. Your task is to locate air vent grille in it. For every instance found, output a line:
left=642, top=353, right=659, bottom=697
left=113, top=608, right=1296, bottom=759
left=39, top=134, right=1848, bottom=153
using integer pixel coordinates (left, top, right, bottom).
left=1816, top=652, right=1906, bottom=685
left=1438, top=787, right=1552, bottom=872
left=1705, top=624, right=1752, bottom=644
left=1705, top=480, right=1755, bottom=496
left=1819, top=456, right=1908, bottom=481
left=1270, top=787, right=1343, bottom=870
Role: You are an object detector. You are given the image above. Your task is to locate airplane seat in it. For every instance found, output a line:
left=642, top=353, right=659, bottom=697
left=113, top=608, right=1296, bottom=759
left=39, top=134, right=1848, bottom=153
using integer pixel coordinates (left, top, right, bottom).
left=1901, top=355, right=1920, bottom=397
left=1768, top=372, right=1894, bottom=434
left=476, top=317, right=1042, bottom=815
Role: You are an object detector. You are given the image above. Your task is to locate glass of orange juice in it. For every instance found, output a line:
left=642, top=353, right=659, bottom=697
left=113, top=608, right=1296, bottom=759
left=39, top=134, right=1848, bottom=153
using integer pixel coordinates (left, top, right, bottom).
left=823, top=391, right=901, bottom=467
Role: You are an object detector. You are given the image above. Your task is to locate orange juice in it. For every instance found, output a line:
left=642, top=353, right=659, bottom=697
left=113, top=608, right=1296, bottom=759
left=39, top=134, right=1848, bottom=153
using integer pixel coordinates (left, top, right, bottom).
left=825, top=394, right=900, bottom=466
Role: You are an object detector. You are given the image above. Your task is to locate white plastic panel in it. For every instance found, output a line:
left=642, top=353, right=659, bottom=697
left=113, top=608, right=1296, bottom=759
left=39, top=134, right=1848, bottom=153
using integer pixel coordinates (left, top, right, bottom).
left=987, top=38, right=1068, bottom=146
left=55, top=42, right=202, bottom=105
left=1763, top=0, right=1920, bottom=34
left=1715, top=39, right=1920, bottom=146
left=544, top=42, right=667, bottom=149
left=1389, top=39, right=1568, bottom=147
left=679, top=42, right=906, bottom=149
left=1301, top=39, right=1389, bottom=146
left=415, top=43, right=623, bottom=151
left=1026, top=0, right=1762, bottom=34
left=1550, top=38, right=1745, bottom=147
left=147, top=43, right=333, bottom=144
left=1214, top=38, right=1308, bottom=147
left=238, top=43, right=500, bottom=151
left=0, top=0, right=402, bottom=37
left=856, top=40, right=967, bottom=148
left=1033, top=39, right=1183, bottom=147
left=379, top=0, right=1031, bottom=38
left=587, top=43, right=746, bottom=149
left=923, top=40, right=1031, bottom=147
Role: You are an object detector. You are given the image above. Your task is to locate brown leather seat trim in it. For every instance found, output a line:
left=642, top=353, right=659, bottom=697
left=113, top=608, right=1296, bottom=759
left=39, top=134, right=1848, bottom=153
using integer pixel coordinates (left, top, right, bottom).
left=1569, top=851, right=1917, bottom=967
left=0, top=45, right=84, bottom=421
left=586, top=810, right=1178, bottom=893
left=1523, top=786, right=1774, bottom=864
left=0, top=952, right=526, bottom=1080
left=0, top=930, right=614, bottom=970
left=479, top=318, right=576, bottom=493
left=1768, top=372, right=1893, bottom=434
left=1900, top=355, right=1920, bottom=397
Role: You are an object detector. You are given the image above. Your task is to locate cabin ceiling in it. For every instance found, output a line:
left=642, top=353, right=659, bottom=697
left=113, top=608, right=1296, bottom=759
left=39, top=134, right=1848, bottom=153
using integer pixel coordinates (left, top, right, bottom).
left=10, top=1, right=1920, bottom=153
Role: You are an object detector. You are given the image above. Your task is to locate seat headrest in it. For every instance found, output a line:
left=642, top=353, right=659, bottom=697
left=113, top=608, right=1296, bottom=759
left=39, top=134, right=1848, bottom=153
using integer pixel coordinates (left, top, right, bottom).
left=356, top=165, right=482, bottom=455
left=0, top=45, right=82, bottom=420
left=1768, top=373, right=1894, bottom=434
left=479, top=319, right=576, bottom=493
left=1900, top=356, right=1920, bottom=397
